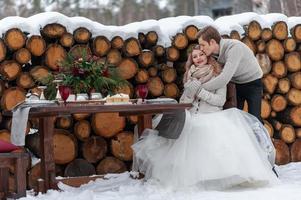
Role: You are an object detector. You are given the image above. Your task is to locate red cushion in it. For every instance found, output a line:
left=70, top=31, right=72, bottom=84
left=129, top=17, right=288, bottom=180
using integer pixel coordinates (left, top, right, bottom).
left=0, top=140, right=19, bottom=153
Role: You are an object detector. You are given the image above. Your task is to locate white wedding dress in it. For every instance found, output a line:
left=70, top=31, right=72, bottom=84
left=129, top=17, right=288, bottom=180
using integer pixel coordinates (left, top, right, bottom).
left=132, top=85, right=279, bottom=190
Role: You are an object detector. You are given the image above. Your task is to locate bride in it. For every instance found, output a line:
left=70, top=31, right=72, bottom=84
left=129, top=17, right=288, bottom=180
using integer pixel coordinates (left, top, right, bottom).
left=132, top=45, right=279, bottom=190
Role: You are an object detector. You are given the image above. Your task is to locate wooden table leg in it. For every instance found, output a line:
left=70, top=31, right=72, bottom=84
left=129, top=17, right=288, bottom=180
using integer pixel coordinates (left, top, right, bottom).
left=39, top=117, right=57, bottom=192
left=137, top=114, right=152, bottom=137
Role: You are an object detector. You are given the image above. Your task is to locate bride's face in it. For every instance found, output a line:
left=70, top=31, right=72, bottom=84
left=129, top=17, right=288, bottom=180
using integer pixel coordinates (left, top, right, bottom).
left=192, top=49, right=207, bottom=67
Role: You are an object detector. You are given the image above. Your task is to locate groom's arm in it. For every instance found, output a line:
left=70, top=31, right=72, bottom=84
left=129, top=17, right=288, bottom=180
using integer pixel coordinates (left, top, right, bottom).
left=196, top=86, right=227, bottom=107
left=202, top=46, right=242, bottom=91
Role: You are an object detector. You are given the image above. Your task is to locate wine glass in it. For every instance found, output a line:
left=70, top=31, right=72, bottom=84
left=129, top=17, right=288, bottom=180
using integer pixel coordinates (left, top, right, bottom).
left=37, top=86, right=47, bottom=100
left=136, top=84, right=148, bottom=104
left=58, top=85, right=71, bottom=105
left=53, top=79, right=63, bottom=101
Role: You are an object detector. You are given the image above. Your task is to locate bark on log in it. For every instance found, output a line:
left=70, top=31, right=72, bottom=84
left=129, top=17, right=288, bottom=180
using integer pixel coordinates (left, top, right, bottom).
left=69, top=44, right=92, bottom=59
left=277, top=106, right=301, bottom=126
left=290, top=72, right=301, bottom=90
left=261, top=99, right=271, bottom=119
left=279, top=124, right=296, bottom=144
left=146, top=31, right=158, bottom=47
left=164, top=83, right=180, bottom=98
left=92, top=113, right=125, bottom=138
left=135, top=69, right=149, bottom=84
left=82, top=136, right=107, bottom=163
left=241, top=36, right=256, bottom=54
left=263, top=120, right=274, bottom=138
left=0, top=39, right=7, bottom=62
left=184, top=25, right=198, bottom=41
left=256, top=40, right=266, bottom=53
left=148, top=66, right=158, bottom=77
left=286, top=88, right=301, bottom=106
left=230, top=30, right=240, bottom=40
left=277, top=78, right=290, bottom=94
left=271, top=94, right=287, bottom=112
left=272, top=21, right=288, bottom=40
left=56, top=116, right=73, bottom=129
left=290, top=138, right=301, bottom=162
left=14, top=48, right=31, bottom=64
left=272, top=61, right=287, bottom=78
left=72, top=113, right=91, bottom=121
left=283, top=37, right=296, bottom=52
left=161, top=68, right=177, bottom=83
left=111, top=36, right=124, bottom=49
left=107, top=49, right=122, bottom=66
left=138, top=50, right=154, bottom=67
left=284, top=52, right=301, bottom=72
left=172, top=33, right=189, bottom=50
left=96, top=157, right=127, bottom=175
left=261, top=28, right=273, bottom=41
left=152, top=45, right=165, bottom=57
left=166, top=46, right=180, bottom=61
left=111, top=131, right=134, bottom=161
left=256, top=53, right=271, bottom=75
left=123, top=37, right=141, bottom=57
left=29, top=65, right=50, bottom=83
left=247, top=20, right=262, bottom=41
left=291, top=24, right=301, bottom=42
left=59, top=32, right=74, bottom=48
left=262, top=74, right=278, bottom=94
left=16, top=72, right=34, bottom=89
left=41, top=23, right=67, bottom=39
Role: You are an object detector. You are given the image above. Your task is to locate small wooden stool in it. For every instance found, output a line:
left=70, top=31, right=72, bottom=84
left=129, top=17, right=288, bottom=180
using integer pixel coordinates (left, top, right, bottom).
left=0, top=152, right=29, bottom=200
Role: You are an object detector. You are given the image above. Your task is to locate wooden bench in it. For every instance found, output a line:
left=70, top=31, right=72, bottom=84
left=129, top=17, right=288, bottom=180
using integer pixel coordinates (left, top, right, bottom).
left=0, top=152, right=29, bottom=200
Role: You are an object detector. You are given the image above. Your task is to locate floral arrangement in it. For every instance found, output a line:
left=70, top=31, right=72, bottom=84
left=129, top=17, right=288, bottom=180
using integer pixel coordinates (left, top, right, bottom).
left=43, top=51, right=125, bottom=99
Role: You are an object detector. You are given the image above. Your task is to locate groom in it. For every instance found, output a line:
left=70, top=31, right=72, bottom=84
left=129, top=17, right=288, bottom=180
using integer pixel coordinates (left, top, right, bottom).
left=195, top=26, right=263, bottom=121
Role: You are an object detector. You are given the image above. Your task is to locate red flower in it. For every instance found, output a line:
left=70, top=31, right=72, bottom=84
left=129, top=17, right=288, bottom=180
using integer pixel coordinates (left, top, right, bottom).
left=72, top=67, right=86, bottom=78
left=102, top=68, right=109, bottom=77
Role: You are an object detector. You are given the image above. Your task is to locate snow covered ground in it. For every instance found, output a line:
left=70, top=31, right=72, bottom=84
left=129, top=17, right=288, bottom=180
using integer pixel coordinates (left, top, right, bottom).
left=21, top=162, right=301, bottom=200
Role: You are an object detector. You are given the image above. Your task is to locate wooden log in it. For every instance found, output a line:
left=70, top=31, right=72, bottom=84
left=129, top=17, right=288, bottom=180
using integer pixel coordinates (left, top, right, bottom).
left=296, top=128, right=301, bottom=138
left=29, top=65, right=50, bottom=83
left=106, top=49, right=122, bottom=66
left=73, top=27, right=91, bottom=44
left=286, top=88, right=301, bottom=106
left=247, top=20, right=262, bottom=41
left=123, top=37, right=141, bottom=57
left=135, top=69, right=149, bottom=84
left=69, top=44, right=92, bottom=59
left=82, top=136, right=107, bottom=163
left=56, top=116, right=73, bottom=129
left=114, top=80, right=134, bottom=98
left=92, top=113, right=125, bottom=138
left=41, top=23, right=66, bottom=39
left=230, top=30, right=240, bottom=40
left=164, top=83, right=180, bottom=98
left=72, top=113, right=91, bottom=121
left=0, top=39, right=7, bottom=62
left=1, top=87, right=26, bottom=111
left=138, top=32, right=146, bottom=47
left=111, top=36, right=124, bottom=49
left=290, top=72, right=301, bottom=90
left=271, top=94, right=287, bottom=112
left=272, top=21, right=288, bottom=40
left=92, top=36, right=111, bottom=57
left=147, top=77, right=164, bottom=97
left=53, top=129, right=77, bottom=165
left=262, top=74, right=278, bottom=94
left=148, top=66, right=158, bottom=77
left=166, top=46, right=180, bottom=61
left=4, top=28, right=26, bottom=51
left=59, top=32, right=74, bottom=48
left=184, top=25, right=198, bottom=41
left=241, top=36, right=256, bottom=54
left=279, top=124, right=296, bottom=144
left=146, top=31, right=158, bottom=46
left=283, top=37, right=296, bottom=52
left=271, top=61, right=287, bottom=78
left=261, top=28, right=272, bottom=41
left=128, top=115, right=138, bottom=124
left=277, top=78, right=290, bottom=94
left=0, top=80, right=6, bottom=97
left=285, top=52, right=301, bottom=72
left=111, top=131, right=134, bottom=161
left=273, top=139, right=290, bottom=165
left=138, top=50, right=154, bottom=67
left=14, top=48, right=31, bottom=64
left=0, top=60, right=21, bottom=81
left=64, top=159, right=96, bottom=177
left=256, top=40, right=266, bottom=53
left=270, top=118, right=282, bottom=132
left=266, top=39, right=284, bottom=61
left=0, top=129, right=11, bottom=143
left=96, top=157, right=127, bottom=175
left=16, top=72, right=34, bottom=89
left=263, top=120, right=274, bottom=138
left=172, top=33, right=189, bottom=50
left=74, top=120, right=91, bottom=141
left=161, top=68, right=177, bottom=83
left=117, top=58, right=138, bottom=80
left=256, top=53, right=271, bottom=75
left=26, top=35, right=46, bottom=57
left=261, top=99, right=271, bottom=119
left=291, top=24, right=301, bottom=42
left=152, top=45, right=165, bottom=57
left=277, top=106, right=301, bottom=126
left=45, top=44, right=67, bottom=70
left=290, top=138, right=301, bottom=162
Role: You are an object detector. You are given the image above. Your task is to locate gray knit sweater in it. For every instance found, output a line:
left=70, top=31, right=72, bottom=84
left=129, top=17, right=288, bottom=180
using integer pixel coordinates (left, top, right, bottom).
left=202, top=39, right=263, bottom=91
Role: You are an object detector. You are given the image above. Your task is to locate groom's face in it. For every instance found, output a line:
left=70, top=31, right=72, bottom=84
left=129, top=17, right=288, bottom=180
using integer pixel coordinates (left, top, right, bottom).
left=198, top=37, right=214, bottom=56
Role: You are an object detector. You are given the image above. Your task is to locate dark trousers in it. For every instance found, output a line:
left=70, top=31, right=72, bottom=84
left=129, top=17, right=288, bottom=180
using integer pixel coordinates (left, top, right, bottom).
left=236, top=78, right=263, bottom=122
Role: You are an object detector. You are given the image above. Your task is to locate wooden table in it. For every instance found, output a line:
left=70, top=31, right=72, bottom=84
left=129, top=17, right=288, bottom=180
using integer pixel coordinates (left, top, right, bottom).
left=3, top=102, right=191, bottom=192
